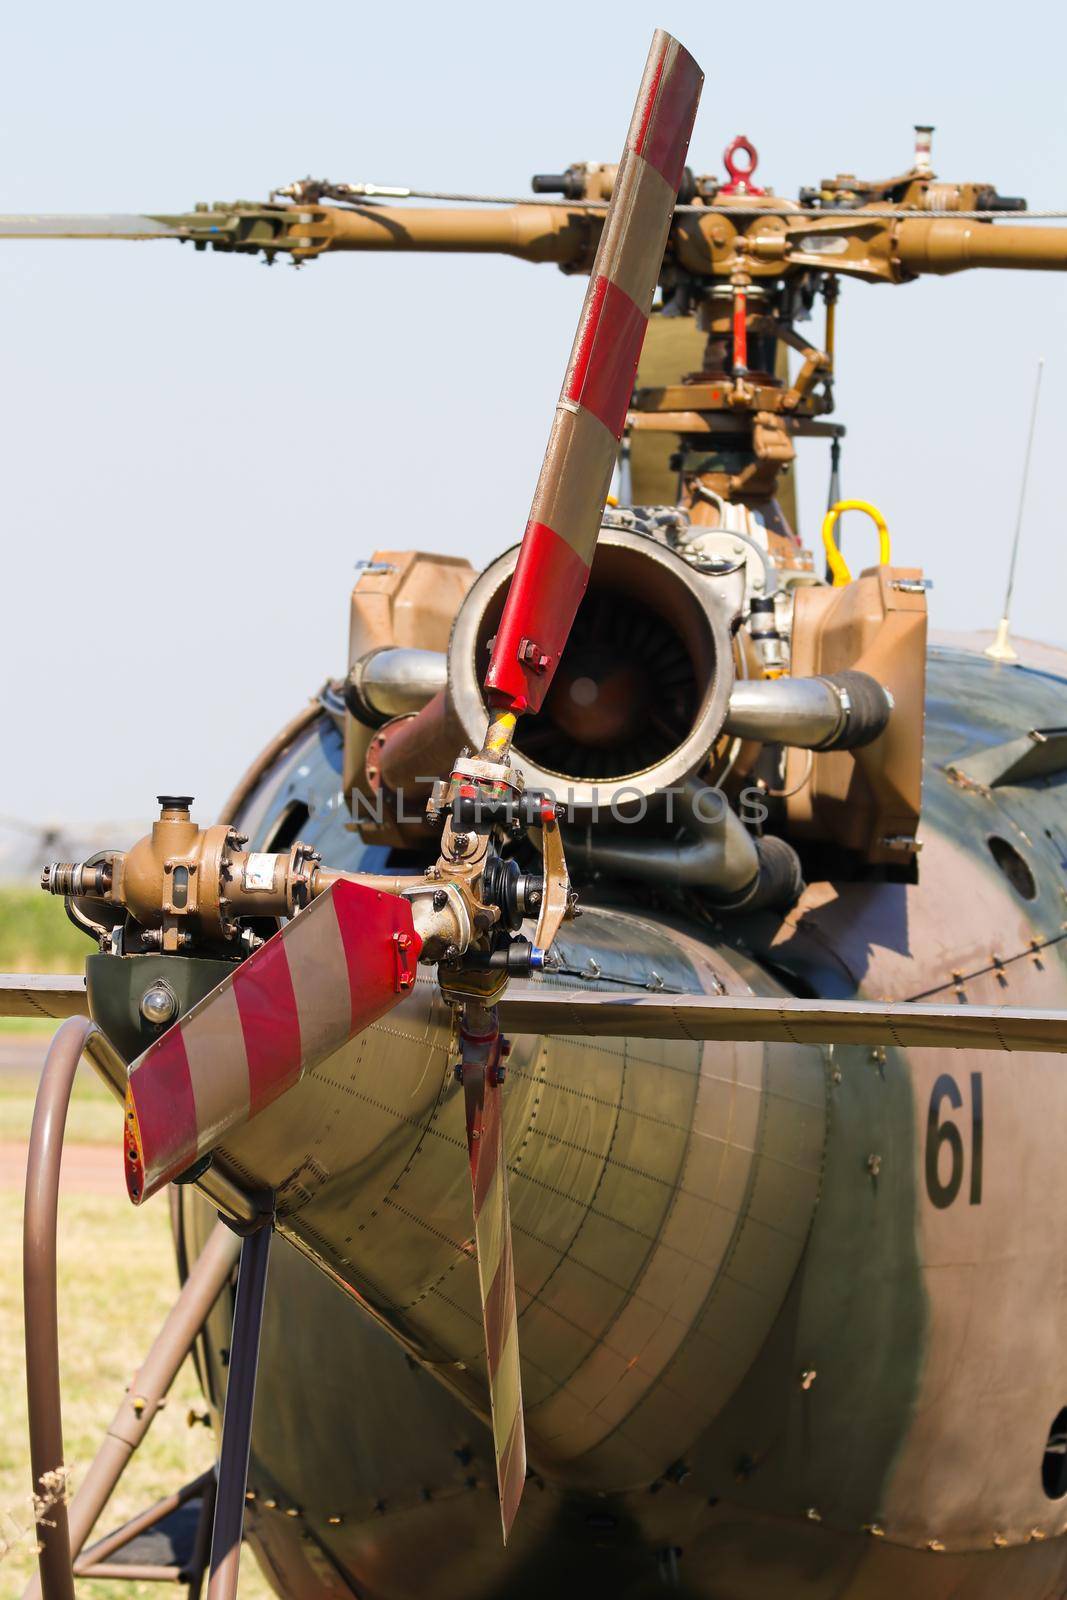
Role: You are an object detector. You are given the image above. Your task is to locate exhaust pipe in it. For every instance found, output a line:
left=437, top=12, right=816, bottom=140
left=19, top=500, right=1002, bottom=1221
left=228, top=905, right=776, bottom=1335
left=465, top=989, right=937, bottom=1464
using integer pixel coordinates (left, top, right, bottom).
left=724, top=671, right=892, bottom=751
left=350, top=650, right=892, bottom=770
left=347, top=648, right=449, bottom=723
left=566, top=777, right=803, bottom=912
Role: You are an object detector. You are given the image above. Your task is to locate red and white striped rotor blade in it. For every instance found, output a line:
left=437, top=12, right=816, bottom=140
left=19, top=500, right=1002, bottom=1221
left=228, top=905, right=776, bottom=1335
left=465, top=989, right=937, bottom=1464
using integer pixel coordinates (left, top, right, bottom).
left=484, top=30, right=703, bottom=717
left=460, top=1014, right=526, bottom=1541
left=124, top=881, right=421, bottom=1204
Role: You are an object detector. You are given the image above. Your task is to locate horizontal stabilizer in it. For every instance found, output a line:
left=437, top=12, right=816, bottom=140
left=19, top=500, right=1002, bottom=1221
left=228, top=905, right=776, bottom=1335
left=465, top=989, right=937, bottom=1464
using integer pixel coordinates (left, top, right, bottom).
left=497, top=989, right=1067, bottom=1054
left=0, top=972, right=87, bottom=1018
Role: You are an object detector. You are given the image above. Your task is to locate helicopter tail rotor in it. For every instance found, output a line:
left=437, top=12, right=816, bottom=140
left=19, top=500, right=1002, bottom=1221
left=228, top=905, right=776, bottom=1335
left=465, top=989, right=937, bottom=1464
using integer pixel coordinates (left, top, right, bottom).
left=457, top=1011, right=526, bottom=1539
left=122, top=881, right=420, bottom=1204
left=445, top=29, right=703, bottom=1531
left=483, top=30, right=702, bottom=724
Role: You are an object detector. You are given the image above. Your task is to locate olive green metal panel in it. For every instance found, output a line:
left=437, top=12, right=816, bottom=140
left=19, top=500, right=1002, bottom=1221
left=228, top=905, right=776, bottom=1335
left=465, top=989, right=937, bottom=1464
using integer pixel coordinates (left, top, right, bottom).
left=630, top=313, right=706, bottom=505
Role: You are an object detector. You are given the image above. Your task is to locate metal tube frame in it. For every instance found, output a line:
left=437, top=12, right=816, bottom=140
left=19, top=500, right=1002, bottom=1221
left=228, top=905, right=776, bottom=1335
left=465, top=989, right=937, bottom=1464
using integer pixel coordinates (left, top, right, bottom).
left=61, top=1226, right=240, bottom=1563
left=23, top=1017, right=91, bottom=1600
left=22, top=1019, right=267, bottom=1600
left=72, top=1468, right=217, bottom=1586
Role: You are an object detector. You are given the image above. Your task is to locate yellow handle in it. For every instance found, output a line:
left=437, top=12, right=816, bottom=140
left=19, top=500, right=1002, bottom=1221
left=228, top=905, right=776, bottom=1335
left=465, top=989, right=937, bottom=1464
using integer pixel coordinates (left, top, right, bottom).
left=821, top=499, right=891, bottom=587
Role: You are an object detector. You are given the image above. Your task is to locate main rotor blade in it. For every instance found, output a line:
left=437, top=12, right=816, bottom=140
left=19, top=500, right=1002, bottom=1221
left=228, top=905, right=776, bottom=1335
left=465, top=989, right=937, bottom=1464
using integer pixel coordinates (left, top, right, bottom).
left=0, top=206, right=306, bottom=257
left=0, top=971, right=87, bottom=1018
left=459, top=1014, right=525, bottom=1541
left=497, top=989, right=1067, bottom=1054
left=0, top=214, right=188, bottom=240
left=483, top=30, right=703, bottom=717
left=124, top=881, right=421, bottom=1204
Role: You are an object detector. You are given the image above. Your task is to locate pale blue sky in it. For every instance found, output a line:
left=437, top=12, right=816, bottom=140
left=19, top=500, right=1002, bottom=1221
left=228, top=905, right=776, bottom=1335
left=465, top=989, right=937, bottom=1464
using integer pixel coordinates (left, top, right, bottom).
left=2, top=0, right=1066, bottom=825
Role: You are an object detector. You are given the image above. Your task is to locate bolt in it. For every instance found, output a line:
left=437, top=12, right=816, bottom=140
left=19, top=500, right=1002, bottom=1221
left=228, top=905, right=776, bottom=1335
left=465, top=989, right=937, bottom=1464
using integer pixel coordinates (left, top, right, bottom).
left=866, top=1153, right=882, bottom=1177
left=432, top=889, right=448, bottom=911
left=805, top=1507, right=821, bottom=1522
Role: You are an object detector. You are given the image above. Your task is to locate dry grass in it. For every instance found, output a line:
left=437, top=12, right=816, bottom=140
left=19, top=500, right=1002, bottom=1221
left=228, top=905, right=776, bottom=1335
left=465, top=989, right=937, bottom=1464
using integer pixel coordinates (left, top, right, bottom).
left=0, top=1167, right=274, bottom=1598
left=0, top=1060, right=118, bottom=1148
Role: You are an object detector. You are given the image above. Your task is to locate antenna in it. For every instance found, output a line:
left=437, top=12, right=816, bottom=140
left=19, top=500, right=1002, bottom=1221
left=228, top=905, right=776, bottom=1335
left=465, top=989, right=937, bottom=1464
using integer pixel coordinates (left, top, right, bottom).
left=986, top=357, right=1044, bottom=663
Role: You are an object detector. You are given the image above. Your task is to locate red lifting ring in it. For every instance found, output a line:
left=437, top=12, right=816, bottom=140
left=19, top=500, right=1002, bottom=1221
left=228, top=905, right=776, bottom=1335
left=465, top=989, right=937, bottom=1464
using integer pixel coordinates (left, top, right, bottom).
left=721, top=135, right=765, bottom=195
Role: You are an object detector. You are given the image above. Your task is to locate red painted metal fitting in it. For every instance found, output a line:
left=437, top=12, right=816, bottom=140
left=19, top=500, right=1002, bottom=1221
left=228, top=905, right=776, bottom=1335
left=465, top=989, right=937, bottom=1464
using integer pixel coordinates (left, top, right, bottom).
left=518, top=638, right=550, bottom=674
left=731, top=285, right=749, bottom=375
left=720, top=135, right=765, bottom=195
left=392, top=930, right=417, bottom=992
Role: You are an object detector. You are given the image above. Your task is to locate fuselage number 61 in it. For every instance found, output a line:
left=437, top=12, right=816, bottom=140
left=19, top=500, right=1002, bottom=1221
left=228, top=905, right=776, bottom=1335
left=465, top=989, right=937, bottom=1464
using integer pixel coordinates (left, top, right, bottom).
left=925, top=1072, right=984, bottom=1209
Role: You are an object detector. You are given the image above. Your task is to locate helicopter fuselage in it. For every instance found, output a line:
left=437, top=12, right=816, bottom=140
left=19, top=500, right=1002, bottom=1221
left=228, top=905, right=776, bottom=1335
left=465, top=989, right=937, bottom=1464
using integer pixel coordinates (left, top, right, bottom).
left=170, top=636, right=1067, bottom=1600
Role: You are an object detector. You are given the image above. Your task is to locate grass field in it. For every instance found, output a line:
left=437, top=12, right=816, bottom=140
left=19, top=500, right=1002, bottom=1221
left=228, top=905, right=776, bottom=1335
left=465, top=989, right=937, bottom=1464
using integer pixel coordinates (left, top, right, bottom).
left=0, top=1021, right=274, bottom=1599
left=0, top=888, right=89, bottom=975
left=0, top=1053, right=117, bottom=1148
